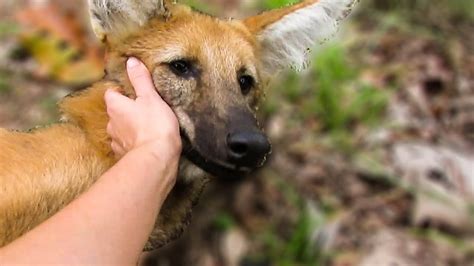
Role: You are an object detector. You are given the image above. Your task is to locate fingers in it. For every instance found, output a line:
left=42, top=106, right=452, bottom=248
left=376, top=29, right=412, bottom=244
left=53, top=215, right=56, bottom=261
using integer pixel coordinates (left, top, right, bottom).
left=104, top=89, right=133, bottom=115
left=105, top=90, right=132, bottom=158
left=108, top=121, right=127, bottom=157
left=126, top=57, right=157, bottom=99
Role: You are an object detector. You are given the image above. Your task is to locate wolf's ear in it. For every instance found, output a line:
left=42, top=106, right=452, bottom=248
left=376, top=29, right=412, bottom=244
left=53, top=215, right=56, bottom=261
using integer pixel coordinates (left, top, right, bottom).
left=88, top=0, right=169, bottom=41
left=244, top=0, right=358, bottom=75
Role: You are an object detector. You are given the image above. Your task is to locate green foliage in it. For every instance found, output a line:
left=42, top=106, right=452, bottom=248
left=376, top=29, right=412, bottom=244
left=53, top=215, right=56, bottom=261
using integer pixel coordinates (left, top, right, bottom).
left=281, top=71, right=303, bottom=103
left=269, top=44, right=389, bottom=152
left=212, top=212, right=236, bottom=231
left=22, top=33, right=78, bottom=78
left=253, top=177, right=325, bottom=265
left=182, top=0, right=218, bottom=15
left=469, top=204, right=474, bottom=222
left=280, top=208, right=322, bottom=266
left=348, top=84, right=389, bottom=127
left=0, top=71, right=11, bottom=94
left=309, top=45, right=356, bottom=131
left=311, top=45, right=388, bottom=132
left=259, top=207, right=323, bottom=266
left=262, top=0, right=298, bottom=10
left=445, top=0, right=474, bottom=20
left=39, top=94, right=61, bottom=124
left=0, top=21, right=19, bottom=39
left=40, top=95, right=58, bottom=113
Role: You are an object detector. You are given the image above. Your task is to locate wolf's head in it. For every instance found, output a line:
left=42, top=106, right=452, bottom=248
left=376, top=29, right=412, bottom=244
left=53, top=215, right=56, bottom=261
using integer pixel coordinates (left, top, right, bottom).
left=87, top=0, right=357, bottom=179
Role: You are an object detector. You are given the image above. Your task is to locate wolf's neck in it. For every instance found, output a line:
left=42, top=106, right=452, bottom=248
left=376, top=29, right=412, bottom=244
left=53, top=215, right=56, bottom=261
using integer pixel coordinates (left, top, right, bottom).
left=59, top=80, right=122, bottom=157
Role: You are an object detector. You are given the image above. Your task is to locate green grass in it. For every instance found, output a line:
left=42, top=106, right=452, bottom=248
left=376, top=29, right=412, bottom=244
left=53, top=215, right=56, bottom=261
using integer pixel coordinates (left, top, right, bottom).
left=280, top=207, right=323, bottom=266
left=469, top=204, right=474, bottom=222
left=182, top=0, right=219, bottom=15
left=39, top=94, right=61, bottom=124
left=268, top=44, right=389, bottom=153
left=212, top=212, right=236, bottom=232
left=261, top=0, right=298, bottom=9
left=0, top=21, right=19, bottom=39
left=0, top=71, right=11, bottom=94
left=257, top=206, right=323, bottom=266
left=266, top=202, right=329, bottom=266
left=248, top=174, right=327, bottom=266
left=0, top=22, right=18, bottom=95
left=262, top=0, right=474, bottom=20
left=311, top=45, right=388, bottom=132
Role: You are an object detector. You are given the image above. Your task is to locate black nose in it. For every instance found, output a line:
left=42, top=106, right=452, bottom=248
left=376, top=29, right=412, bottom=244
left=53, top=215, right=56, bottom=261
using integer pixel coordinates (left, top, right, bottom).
left=227, top=131, right=271, bottom=168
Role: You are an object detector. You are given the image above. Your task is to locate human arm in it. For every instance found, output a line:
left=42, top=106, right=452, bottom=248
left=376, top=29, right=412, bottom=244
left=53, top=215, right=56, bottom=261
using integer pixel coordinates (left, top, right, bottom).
left=0, top=58, right=180, bottom=265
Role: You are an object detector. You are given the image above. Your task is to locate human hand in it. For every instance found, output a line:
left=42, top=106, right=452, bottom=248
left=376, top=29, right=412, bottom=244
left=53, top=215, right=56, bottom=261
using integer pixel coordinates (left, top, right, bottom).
left=104, top=57, right=182, bottom=161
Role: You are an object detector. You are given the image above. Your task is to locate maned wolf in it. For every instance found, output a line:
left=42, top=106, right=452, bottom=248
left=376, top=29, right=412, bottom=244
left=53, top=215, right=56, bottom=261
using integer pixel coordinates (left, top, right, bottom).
left=0, top=0, right=357, bottom=250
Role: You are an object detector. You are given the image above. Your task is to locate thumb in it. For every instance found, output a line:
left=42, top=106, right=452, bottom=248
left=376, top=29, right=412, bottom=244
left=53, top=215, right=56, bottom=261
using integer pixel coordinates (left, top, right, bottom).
left=126, top=57, right=157, bottom=99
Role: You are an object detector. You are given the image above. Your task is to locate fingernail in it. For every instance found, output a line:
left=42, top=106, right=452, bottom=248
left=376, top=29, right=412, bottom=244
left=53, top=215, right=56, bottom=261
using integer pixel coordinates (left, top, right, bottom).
left=127, top=57, right=140, bottom=69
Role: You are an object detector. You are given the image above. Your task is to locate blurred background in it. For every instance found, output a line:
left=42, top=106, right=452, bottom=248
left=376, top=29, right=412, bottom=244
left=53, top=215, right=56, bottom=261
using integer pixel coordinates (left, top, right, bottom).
left=0, top=0, right=473, bottom=265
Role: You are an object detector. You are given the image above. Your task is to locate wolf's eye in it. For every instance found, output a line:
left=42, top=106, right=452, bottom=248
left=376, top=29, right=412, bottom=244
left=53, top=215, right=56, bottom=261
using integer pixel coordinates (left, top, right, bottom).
left=238, top=75, right=254, bottom=95
left=169, top=60, right=191, bottom=77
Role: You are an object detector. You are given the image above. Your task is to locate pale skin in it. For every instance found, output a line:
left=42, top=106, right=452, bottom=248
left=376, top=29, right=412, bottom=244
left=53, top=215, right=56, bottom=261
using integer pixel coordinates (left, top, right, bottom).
left=0, top=58, right=181, bottom=265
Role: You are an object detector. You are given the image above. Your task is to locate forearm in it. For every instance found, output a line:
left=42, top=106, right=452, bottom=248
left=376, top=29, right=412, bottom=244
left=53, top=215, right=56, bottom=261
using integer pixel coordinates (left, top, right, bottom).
left=0, top=146, right=177, bottom=265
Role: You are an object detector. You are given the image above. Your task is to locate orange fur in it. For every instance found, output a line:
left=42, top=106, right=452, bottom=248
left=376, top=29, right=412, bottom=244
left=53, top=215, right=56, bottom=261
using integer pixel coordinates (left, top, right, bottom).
left=0, top=0, right=356, bottom=250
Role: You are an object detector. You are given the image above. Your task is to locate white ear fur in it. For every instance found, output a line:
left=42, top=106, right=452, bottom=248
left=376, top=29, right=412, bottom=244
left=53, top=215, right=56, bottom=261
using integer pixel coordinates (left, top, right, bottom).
left=88, top=0, right=167, bottom=40
left=257, top=0, right=358, bottom=73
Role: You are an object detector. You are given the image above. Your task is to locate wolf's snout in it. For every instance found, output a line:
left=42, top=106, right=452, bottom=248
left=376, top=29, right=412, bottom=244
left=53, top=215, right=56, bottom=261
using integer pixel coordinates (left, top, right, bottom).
left=226, top=131, right=271, bottom=168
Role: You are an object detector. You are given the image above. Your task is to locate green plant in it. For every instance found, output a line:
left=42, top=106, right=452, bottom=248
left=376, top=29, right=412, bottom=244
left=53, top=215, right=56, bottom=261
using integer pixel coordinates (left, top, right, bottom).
left=182, top=0, right=218, bottom=15
left=253, top=177, right=326, bottom=265
left=266, top=44, right=389, bottom=153
left=262, top=0, right=298, bottom=10
left=212, top=212, right=236, bottom=232
left=310, top=45, right=388, bottom=150
left=281, top=71, right=304, bottom=103
left=309, top=45, right=356, bottom=131
left=0, top=71, right=11, bottom=94
left=280, top=207, right=322, bottom=266
left=39, top=94, right=61, bottom=124
left=0, top=21, right=19, bottom=39
left=263, top=204, right=325, bottom=266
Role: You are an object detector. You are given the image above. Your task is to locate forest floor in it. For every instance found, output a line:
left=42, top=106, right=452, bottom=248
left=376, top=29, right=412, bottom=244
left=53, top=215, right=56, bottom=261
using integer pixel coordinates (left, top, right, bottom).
left=0, top=0, right=473, bottom=265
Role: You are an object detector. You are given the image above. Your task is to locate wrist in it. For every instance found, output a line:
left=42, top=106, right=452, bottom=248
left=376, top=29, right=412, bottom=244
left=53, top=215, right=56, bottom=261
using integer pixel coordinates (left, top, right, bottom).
left=124, top=144, right=180, bottom=190
left=134, top=140, right=181, bottom=162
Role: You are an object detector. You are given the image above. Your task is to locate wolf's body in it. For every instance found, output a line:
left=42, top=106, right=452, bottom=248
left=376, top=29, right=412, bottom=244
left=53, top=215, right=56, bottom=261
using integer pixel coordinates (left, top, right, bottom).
left=0, top=0, right=357, bottom=250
